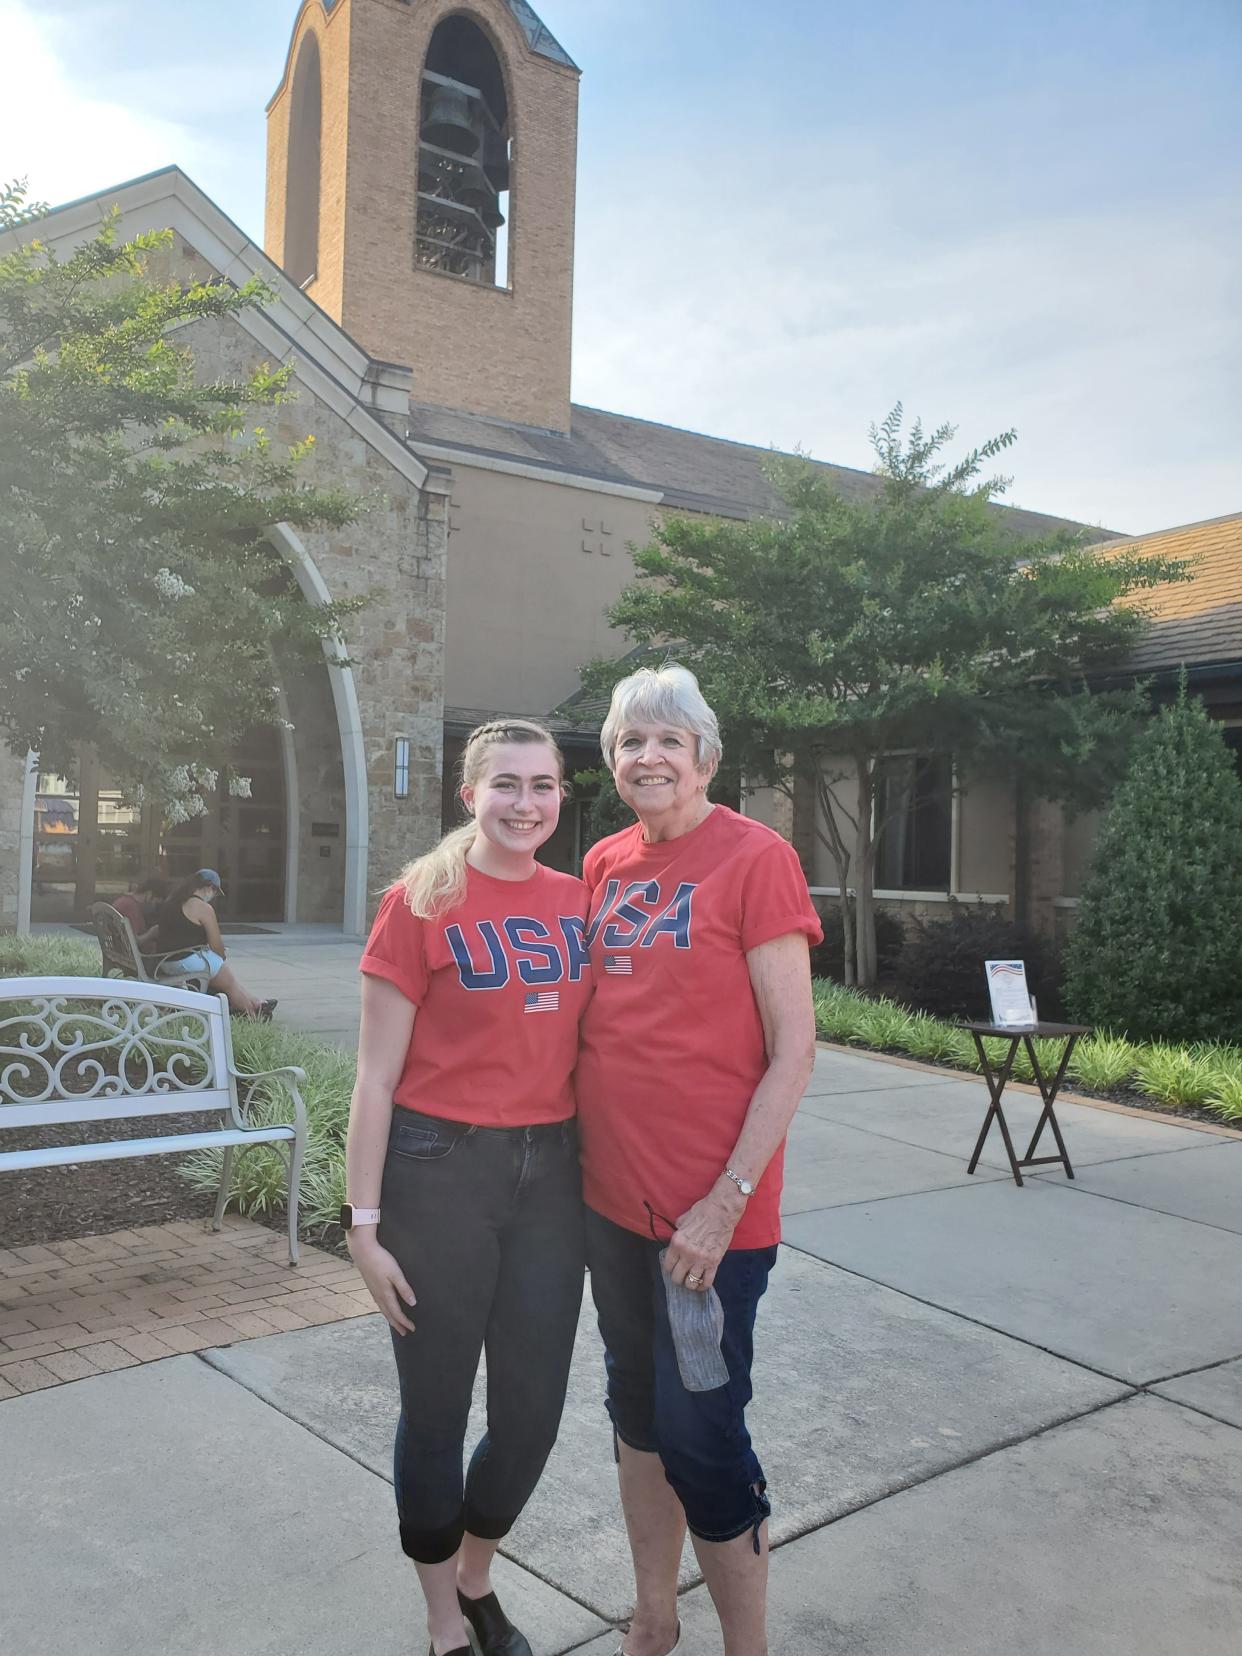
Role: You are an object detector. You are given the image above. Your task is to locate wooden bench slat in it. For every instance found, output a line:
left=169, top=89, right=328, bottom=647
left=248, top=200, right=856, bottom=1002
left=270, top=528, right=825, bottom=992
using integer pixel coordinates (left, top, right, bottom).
left=1, top=1125, right=296, bottom=1172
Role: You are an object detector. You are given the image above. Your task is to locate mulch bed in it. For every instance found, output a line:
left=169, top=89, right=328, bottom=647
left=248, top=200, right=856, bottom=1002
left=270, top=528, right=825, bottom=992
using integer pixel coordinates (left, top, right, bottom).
left=3, top=1117, right=349, bottom=1256
left=2, top=1116, right=218, bottom=1251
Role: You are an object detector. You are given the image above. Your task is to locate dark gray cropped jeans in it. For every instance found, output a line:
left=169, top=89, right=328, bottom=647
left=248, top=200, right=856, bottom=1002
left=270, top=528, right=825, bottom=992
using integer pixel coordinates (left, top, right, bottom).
left=378, top=1107, right=585, bottom=1563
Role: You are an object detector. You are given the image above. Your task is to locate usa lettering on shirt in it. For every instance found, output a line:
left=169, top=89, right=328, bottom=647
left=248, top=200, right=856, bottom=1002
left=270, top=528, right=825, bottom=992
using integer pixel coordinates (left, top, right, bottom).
left=585, top=879, right=697, bottom=954
left=444, top=914, right=589, bottom=992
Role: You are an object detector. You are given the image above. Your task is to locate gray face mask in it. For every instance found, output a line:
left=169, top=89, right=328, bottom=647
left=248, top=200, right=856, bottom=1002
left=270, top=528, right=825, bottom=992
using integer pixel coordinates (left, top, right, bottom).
left=658, top=1248, right=729, bottom=1392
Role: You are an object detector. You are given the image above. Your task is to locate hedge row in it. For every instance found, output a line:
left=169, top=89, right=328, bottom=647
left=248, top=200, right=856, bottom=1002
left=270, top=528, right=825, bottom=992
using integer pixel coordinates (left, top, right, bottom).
left=812, top=980, right=1242, bottom=1121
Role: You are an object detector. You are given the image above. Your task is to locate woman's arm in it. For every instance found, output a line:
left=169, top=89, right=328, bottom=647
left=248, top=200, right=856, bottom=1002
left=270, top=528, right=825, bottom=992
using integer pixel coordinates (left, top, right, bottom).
left=345, top=974, right=420, bottom=1334
left=190, top=898, right=226, bottom=957
left=663, top=930, right=817, bottom=1291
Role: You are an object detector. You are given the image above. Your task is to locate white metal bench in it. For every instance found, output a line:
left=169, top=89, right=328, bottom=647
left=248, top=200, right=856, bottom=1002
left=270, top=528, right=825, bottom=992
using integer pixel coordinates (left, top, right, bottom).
left=89, top=901, right=210, bottom=994
left=0, top=976, right=308, bottom=1264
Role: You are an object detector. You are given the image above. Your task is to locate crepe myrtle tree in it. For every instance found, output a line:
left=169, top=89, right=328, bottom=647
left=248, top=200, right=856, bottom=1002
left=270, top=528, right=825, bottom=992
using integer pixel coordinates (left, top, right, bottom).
left=581, top=408, right=1190, bottom=987
left=0, top=179, right=368, bottom=814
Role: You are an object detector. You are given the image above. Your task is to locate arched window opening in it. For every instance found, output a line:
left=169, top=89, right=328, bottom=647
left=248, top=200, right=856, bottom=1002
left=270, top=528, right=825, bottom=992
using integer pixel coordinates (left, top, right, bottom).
left=285, top=32, right=322, bottom=289
left=417, top=16, right=511, bottom=287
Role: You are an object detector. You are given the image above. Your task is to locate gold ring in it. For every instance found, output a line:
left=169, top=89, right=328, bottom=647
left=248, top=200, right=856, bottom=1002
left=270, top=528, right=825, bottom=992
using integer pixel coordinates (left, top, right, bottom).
left=686, top=1273, right=701, bottom=1285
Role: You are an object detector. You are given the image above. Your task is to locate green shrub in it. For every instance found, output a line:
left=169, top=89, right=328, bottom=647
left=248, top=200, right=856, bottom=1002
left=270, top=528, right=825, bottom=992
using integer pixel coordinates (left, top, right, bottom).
left=1131, top=1044, right=1222, bottom=1109
left=1205, top=1071, right=1242, bottom=1121
left=0, top=934, right=99, bottom=978
left=1068, top=1033, right=1137, bottom=1092
left=902, top=1012, right=966, bottom=1064
left=181, top=1022, right=357, bottom=1226
left=810, top=901, right=905, bottom=984
left=1064, top=688, right=1242, bottom=1043
left=888, top=902, right=1061, bottom=1022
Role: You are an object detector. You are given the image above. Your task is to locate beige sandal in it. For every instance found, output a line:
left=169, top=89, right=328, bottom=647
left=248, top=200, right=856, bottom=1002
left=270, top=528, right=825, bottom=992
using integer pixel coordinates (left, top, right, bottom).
left=614, top=1624, right=682, bottom=1656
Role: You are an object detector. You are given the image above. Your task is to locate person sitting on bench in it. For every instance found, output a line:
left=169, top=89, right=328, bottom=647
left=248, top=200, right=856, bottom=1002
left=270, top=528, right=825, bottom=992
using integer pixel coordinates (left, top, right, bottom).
left=154, top=869, right=276, bottom=1020
left=111, top=873, right=168, bottom=950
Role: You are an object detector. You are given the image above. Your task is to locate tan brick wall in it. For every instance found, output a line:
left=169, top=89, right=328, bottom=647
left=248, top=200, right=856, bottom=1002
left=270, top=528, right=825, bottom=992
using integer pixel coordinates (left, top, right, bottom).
left=265, top=0, right=352, bottom=321
left=269, top=0, right=578, bottom=431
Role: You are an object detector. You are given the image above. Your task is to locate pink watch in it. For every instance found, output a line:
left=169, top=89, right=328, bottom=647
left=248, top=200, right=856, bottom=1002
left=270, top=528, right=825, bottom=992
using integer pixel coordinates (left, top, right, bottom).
left=340, top=1204, right=381, bottom=1230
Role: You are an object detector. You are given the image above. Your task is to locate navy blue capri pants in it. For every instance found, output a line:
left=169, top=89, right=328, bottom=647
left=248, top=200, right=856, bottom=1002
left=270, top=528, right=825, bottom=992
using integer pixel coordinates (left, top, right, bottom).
left=585, top=1208, right=776, bottom=1549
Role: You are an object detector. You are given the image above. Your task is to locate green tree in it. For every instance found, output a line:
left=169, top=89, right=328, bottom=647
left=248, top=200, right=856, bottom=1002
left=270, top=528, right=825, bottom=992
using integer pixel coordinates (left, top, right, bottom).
left=1064, top=686, right=1242, bottom=1042
left=0, top=180, right=366, bottom=810
left=587, top=408, right=1190, bottom=986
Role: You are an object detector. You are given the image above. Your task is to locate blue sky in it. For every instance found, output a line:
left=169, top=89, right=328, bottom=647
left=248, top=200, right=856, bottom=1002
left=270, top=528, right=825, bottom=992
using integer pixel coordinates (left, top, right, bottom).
left=3, top=0, right=1239, bottom=532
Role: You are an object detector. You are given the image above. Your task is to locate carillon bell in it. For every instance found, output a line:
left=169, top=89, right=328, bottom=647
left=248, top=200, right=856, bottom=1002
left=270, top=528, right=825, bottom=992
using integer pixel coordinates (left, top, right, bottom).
left=421, top=84, right=480, bottom=155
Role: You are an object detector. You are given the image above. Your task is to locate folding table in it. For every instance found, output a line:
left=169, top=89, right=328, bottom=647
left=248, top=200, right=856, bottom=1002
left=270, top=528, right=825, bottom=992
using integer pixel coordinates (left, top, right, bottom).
left=960, top=1021, right=1090, bottom=1187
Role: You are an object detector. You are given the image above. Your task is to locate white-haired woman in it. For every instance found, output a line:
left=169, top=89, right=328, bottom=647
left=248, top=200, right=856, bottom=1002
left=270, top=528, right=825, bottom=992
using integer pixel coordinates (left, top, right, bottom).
left=577, top=665, right=821, bottom=1656
left=345, top=720, right=591, bottom=1656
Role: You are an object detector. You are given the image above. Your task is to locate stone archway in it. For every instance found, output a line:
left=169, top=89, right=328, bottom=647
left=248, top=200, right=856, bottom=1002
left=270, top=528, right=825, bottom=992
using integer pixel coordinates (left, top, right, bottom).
left=267, top=522, right=371, bottom=937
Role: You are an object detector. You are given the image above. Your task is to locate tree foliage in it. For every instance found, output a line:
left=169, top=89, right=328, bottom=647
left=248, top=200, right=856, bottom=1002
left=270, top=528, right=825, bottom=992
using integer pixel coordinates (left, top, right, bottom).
left=1064, top=686, right=1242, bottom=1042
left=0, top=180, right=367, bottom=806
left=587, top=407, right=1191, bottom=985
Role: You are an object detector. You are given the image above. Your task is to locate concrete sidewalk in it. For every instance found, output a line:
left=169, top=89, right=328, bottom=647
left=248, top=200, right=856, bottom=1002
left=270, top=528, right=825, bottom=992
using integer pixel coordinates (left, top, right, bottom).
left=5, top=938, right=1242, bottom=1651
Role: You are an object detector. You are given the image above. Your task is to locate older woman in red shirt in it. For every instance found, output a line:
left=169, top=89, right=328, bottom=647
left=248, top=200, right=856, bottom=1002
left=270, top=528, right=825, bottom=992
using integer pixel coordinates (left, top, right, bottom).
left=577, top=664, right=821, bottom=1656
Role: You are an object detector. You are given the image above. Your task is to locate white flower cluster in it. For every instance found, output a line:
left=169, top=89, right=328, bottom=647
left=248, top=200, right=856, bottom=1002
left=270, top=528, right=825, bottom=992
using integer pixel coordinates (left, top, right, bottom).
left=228, top=775, right=253, bottom=799
left=154, top=567, right=196, bottom=601
left=164, top=793, right=208, bottom=826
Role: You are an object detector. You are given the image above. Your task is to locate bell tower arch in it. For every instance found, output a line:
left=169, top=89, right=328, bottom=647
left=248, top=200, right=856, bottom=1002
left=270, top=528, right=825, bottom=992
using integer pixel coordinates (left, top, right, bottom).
left=266, top=0, right=579, bottom=433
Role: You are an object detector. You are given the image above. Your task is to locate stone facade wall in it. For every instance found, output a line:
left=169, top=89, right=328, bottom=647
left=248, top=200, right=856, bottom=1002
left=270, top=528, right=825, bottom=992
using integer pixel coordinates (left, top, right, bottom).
left=268, top=0, right=579, bottom=432
left=147, top=278, right=445, bottom=925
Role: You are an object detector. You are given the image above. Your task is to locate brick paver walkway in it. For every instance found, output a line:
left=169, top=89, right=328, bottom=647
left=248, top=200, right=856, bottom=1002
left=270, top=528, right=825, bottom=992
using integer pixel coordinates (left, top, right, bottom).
left=0, top=1217, right=370, bottom=1398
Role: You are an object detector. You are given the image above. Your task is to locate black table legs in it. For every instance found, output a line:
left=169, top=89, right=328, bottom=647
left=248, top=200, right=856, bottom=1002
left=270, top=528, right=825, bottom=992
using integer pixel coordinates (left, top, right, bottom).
left=967, top=1032, right=1079, bottom=1187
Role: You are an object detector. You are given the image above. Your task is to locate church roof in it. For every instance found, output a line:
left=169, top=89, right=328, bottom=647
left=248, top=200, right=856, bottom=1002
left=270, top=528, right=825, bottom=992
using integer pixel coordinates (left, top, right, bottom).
left=504, top=0, right=579, bottom=68
left=1097, top=513, right=1242, bottom=677
left=404, top=399, right=1124, bottom=544
left=317, top=0, right=577, bottom=68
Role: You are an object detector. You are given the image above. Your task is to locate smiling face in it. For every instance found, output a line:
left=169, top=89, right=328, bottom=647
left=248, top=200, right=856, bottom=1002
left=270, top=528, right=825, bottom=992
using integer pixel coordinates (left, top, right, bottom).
left=612, top=720, right=717, bottom=836
left=460, top=741, right=563, bottom=864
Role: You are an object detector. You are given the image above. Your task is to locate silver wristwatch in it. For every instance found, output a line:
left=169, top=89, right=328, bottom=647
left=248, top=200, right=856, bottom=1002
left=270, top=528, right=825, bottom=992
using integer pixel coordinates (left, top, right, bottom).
left=723, top=1166, right=754, bottom=1198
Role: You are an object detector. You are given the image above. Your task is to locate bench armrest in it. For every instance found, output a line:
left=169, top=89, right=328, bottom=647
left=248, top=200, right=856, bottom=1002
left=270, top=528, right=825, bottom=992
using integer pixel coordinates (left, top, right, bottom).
left=228, top=1064, right=308, bottom=1134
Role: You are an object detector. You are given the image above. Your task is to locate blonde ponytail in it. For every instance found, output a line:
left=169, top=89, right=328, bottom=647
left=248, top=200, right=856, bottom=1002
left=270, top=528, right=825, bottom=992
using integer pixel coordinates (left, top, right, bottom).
left=400, top=822, right=478, bottom=919
left=398, top=718, right=565, bottom=920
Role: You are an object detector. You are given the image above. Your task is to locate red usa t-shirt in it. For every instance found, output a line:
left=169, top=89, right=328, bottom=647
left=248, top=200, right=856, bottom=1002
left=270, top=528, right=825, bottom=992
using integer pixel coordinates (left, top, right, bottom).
left=360, top=864, right=592, bottom=1126
left=575, top=806, right=822, bottom=1248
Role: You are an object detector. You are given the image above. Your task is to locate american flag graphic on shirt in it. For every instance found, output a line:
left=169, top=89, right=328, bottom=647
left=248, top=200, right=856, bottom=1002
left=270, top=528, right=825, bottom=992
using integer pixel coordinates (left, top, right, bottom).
left=524, top=991, right=560, bottom=1013
left=604, top=955, right=633, bottom=975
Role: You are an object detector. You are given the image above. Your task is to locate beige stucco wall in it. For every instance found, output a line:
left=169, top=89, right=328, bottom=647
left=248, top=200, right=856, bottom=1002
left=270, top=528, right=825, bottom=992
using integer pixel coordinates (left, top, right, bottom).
left=443, top=462, right=658, bottom=715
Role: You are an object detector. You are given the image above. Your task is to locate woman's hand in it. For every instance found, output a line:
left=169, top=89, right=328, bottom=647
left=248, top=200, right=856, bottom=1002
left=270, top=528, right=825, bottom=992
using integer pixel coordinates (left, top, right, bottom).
left=663, top=1180, right=746, bottom=1292
left=348, top=1233, right=417, bottom=1334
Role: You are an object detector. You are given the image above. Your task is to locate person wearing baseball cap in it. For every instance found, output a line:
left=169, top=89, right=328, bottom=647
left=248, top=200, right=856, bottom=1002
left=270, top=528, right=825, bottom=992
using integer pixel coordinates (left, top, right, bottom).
left=153, top=869, right=276, bottom=1019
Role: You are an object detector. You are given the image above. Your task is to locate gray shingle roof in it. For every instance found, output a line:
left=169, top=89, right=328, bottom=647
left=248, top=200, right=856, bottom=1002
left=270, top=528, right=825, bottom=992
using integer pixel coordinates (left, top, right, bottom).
left=406, top=399, right=1123, bottom=541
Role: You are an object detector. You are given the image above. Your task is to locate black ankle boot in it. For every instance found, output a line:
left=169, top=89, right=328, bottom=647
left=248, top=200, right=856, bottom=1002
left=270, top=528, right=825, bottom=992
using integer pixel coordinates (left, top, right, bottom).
left=458, top=1589, right=534, bottom=1656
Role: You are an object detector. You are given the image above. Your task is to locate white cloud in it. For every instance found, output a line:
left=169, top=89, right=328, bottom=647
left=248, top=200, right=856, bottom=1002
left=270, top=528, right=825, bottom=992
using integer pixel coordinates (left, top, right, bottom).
left=0, top=0, right=207, bottom=206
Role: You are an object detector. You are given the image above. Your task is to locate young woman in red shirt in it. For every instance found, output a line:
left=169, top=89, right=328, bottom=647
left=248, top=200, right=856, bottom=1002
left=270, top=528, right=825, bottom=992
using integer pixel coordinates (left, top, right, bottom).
left=345, top=720, right=590, bottom=1656
left=576, top=665, right=821, bottom=1656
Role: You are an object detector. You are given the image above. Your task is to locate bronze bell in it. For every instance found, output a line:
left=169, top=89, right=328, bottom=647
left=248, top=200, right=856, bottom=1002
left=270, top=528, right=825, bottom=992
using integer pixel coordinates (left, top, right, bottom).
left=421, top=84, right=480, bottom=155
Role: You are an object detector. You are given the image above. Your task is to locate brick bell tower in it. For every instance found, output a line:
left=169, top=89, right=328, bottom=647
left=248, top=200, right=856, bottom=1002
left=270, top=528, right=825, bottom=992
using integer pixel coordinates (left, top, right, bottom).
left=265, top=0, right=580, bottom=433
